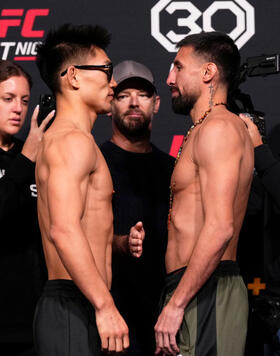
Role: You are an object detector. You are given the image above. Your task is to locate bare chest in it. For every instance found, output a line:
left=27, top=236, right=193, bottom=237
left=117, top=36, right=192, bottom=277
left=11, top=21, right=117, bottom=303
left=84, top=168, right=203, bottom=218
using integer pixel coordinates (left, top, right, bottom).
left=171, top=138, right=200, bottom=197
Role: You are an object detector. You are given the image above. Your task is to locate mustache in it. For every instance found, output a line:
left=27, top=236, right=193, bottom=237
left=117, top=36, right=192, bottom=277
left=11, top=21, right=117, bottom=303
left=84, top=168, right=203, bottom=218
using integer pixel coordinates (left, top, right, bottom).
left=170, top=87, right=181, bottom=95
left=124, top=109, right=144, bottom=116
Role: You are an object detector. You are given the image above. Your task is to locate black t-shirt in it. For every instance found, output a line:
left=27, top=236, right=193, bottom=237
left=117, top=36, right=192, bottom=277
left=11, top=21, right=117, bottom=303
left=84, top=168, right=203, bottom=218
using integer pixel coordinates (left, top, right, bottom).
left=0, top=138, right=46, bottom=343
left=100, top=141, right=174, bottom=316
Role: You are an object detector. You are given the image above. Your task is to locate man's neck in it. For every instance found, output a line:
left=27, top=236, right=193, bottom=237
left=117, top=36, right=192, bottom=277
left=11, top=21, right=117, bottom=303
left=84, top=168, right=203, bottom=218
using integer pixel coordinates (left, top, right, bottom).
left=190, top=93, right=227, bottom=124
left=111, top=134, right=152, bottom=153
left=56, top=96, right=97, bottom=133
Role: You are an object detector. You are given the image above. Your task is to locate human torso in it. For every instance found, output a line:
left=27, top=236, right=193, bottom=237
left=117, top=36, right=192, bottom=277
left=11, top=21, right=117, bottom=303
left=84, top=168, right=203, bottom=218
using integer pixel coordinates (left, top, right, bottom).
left=0, top=138, right=44, bottom=341
left=101, top=141, right=174, bottom=303
left=0, top=138, right=39, bottom=249
left=166, top=113, right=254, bottom=273
left=36, top=127, right=114, bottom=285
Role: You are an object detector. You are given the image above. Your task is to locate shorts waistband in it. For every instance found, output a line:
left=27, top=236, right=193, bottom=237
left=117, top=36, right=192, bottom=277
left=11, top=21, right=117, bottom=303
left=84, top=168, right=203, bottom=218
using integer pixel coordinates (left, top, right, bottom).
left=165, top=260, right=240, bottom=294
left=42, top=279, right=87, bottom=300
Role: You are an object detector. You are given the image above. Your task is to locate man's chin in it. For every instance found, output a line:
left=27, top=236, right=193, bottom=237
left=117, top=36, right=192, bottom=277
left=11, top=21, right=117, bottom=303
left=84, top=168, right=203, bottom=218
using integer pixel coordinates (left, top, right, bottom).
left=116, top=121, right=150, bottom=138
left=98, top=104, right=112, bottom=115
left=172, top=97, right=193, bottom=115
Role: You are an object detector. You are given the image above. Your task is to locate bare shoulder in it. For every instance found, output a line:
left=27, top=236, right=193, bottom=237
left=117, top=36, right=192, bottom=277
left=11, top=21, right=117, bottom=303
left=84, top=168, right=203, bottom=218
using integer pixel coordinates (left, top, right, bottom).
left=43, top=129, right=97, bottom=172
left=194, top=110, right=249, bottom=162
left=198, top=110, right=248, bottom=145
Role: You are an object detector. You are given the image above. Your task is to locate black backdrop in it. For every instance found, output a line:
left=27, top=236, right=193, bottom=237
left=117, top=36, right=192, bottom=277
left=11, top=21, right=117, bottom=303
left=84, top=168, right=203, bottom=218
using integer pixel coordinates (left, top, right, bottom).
left=1, top=0, right=279, bottom=352
left=0, top=0, right=279, bottom=151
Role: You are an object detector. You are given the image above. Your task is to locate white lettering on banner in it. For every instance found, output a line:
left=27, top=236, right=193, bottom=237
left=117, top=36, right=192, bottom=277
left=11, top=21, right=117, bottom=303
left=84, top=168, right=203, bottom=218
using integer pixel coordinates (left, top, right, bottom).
left=0, top=42, right=15, bottom=60
left=15, top=41, right=41, bottom=55
left=0, top=40, right=42, bottom=60
left=151, top=0, right=255, bottom=52
left=30, top=184, right=37, bottom=198
left=0, top=169, right=5, bottom=178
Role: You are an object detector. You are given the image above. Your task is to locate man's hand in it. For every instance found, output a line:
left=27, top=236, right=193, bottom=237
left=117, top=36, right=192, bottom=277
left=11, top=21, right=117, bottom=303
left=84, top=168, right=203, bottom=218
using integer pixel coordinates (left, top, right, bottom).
left=95, top=303, right=129, bottom=353
left=128, top=221, right=145, bottom=258
left=21, top=105, right=55, bottom=162
left=154, top=300, right=184, bottom=355
left=239, top=113, right=263, bottom=148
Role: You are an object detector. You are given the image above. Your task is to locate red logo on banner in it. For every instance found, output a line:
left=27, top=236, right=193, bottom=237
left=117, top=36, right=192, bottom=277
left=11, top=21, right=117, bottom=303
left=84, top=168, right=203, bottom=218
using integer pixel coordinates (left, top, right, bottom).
left=169, top=135, right=183, bottom=157
left=0, top=8, right=49, bottom=61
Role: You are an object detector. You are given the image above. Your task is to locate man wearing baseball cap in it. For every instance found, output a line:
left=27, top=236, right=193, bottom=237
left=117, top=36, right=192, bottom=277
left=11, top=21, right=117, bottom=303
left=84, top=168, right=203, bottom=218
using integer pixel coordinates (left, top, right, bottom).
left=100, top=60, right=175, bottom=356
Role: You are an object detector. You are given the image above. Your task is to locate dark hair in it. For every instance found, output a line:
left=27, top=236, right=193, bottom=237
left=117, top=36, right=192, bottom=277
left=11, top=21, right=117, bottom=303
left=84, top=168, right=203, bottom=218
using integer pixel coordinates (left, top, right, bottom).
left=0, top=60, right=32, bottom=89
left=36, top=23, right=111, bottom=93
left=177, top=31, right=240, bottom=93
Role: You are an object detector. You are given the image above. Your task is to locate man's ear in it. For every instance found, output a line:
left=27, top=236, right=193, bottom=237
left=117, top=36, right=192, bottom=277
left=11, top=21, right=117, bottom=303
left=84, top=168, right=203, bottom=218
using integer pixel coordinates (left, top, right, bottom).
left=66, top=66, right=80, bottom=89
left=153, top=95, right=160, bottom=114
left=202, top=62, right=218, bottom=83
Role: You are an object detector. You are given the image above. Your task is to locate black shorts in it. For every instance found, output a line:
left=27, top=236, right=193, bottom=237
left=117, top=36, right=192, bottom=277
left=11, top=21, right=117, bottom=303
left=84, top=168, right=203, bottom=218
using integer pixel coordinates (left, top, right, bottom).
left=159, top=261, right=248, bottom=356
left=33, top=279, right=101, bottom=356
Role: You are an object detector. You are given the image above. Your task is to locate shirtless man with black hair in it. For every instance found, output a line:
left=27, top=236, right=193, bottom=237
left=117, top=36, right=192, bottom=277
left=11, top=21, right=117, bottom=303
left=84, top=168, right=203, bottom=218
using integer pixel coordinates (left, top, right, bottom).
left=34, top=23, right=144, bottom=356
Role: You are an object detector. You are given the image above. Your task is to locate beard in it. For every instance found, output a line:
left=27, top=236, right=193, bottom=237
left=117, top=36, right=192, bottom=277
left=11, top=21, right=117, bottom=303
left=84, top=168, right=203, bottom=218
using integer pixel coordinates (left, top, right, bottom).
left=171, top=90, right=197, bottom=115
left=113, top=109, right=151, bottom=139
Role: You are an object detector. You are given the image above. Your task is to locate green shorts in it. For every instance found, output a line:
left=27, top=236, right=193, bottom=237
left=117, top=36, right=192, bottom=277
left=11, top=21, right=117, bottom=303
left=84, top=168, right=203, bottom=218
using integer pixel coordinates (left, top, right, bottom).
left=159, top=261, right=248, bottom=356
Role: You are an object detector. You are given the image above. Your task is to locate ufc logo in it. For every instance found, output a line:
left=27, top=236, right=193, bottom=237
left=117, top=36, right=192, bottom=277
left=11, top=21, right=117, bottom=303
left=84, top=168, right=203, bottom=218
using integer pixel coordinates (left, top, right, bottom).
left=0, top=9, right=49, bottom=38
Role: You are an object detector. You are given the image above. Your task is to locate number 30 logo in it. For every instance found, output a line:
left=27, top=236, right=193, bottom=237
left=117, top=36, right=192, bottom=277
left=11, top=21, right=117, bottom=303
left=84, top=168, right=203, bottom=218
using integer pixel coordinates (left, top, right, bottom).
left=151, top=0, right=255, bottom=51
